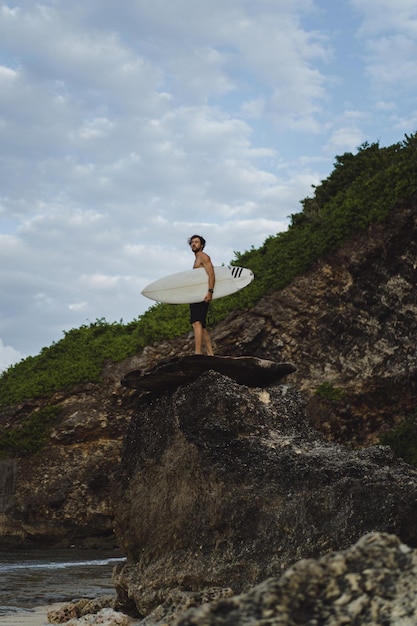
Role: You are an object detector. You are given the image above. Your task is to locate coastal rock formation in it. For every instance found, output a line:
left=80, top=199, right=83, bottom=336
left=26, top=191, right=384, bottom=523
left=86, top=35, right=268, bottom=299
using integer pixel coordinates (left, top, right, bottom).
left=176, top=532, right=417, bottom=626
left=0, top=384, right=130, bottom=548
left=112, top=370, right=417, bottom=619
left=48, top=606, right=129, bottom=626
left=1, top=201, right=417, bottom=550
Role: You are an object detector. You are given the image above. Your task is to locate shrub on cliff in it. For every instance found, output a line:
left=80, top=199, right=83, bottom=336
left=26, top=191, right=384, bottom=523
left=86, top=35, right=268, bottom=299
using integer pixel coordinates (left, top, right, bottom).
left=0, top=405, right=59, bottom=457
left=380, top=415, right=417, bottom=467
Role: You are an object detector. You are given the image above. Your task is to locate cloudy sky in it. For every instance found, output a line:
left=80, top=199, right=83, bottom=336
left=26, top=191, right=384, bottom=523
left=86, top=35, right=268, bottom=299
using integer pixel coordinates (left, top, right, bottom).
left=1, top=0, right=416, bottom=371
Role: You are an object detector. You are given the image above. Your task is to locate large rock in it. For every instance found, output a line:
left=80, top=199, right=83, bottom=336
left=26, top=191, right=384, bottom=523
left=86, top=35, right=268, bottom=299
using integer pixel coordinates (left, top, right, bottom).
left=112, top=370, right=417, bottom=619
left=177, top=532, right=417, bottom=626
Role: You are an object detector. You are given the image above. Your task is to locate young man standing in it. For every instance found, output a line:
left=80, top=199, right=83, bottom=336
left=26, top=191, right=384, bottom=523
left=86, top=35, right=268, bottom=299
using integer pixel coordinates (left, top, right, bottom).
left=188, top=235, right=215, bottom=355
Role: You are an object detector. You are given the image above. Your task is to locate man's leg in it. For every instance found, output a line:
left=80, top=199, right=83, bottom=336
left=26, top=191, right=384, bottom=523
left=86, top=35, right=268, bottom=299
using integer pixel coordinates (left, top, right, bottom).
left=203, top=329, right=214, bottom=356
left=192, top=321, right=203, bottom=354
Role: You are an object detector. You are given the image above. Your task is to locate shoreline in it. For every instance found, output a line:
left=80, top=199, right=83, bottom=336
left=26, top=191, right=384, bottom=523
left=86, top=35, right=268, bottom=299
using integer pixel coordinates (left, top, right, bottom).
left=0, top=604, right=62, bottom=626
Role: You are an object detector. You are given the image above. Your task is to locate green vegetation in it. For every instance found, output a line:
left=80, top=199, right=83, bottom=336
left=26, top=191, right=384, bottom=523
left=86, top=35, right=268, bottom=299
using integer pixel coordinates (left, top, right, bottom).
left=1, top=132, right=417, bottom=408
left=380, top=415, right=417, bottom=467
left=314, top=382, right=345, bottom=402
left=233, top=133, right=417, bottom=300
left=0, top=405, right=60, bottom=457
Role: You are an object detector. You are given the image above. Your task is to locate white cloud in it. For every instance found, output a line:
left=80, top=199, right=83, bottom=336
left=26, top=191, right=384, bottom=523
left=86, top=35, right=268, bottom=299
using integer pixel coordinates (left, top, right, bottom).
left=0, top=0, right=416, bottom=370
left=351, top=0, right=417, bottom=36
left=69, top=301, right=88, bottom=312
left=0, top=339, right=24, bottom=373
left=350, top=0, right=417, bottom=96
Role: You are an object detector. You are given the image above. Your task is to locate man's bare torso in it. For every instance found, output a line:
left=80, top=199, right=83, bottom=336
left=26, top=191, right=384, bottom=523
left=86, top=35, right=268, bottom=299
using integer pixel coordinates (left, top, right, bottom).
left=193, top=250, right=210, bottom=269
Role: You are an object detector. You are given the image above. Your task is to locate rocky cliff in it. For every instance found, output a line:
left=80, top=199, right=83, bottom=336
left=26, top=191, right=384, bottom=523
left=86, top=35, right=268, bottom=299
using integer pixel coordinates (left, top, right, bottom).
left=210, top=201, right=417, bottom=447
left=0, top=200, right=416, bottom=555
left=111, top=370, right=417, bottom=619
left=0, top=383, right=129, bottom=547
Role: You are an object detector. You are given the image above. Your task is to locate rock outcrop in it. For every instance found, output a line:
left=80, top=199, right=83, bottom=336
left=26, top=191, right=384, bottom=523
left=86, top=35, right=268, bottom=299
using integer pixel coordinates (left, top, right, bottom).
left=121, top=355, right=296, bottom=392
left=112, top=370, right=417, bottom=619
left=176, top=532, right=417, bottom=626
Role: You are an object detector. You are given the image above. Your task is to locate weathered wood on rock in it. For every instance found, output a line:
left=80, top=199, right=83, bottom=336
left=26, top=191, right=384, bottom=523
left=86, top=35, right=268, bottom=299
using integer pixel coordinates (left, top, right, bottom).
left=121, top=355, right=296, bottom=392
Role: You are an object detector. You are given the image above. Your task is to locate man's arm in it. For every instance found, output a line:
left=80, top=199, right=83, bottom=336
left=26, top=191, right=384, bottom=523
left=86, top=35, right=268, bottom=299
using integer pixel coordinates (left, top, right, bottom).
left=202, top=253, right=215, bottom=301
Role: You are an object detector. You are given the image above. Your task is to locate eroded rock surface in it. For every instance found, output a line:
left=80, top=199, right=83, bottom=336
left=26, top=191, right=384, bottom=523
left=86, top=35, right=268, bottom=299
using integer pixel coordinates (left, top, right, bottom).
left=176, top=533, right=417, bottom=626
left=112, top=371, right=417, bottom=619
left=0, top=384, right=128, bottom=548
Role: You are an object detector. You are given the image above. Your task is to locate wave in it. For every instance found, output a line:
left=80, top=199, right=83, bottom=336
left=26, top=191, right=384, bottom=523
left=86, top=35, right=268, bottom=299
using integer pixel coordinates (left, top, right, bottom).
left=0, top=556, right=125, bottom=573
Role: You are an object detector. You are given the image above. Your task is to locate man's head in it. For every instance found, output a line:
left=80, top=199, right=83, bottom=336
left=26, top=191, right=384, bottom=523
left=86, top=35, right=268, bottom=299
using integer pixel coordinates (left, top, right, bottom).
left=188, top=234, right=206, bottom=250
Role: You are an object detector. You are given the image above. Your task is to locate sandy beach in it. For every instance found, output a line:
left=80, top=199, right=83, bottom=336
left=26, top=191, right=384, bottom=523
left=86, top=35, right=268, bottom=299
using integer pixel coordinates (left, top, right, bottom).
left=0, top=604, right=62, bottom=626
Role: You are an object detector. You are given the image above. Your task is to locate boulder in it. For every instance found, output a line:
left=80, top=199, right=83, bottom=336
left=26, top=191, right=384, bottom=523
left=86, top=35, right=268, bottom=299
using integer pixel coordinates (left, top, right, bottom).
left=177, top=532, right=417, bottom=626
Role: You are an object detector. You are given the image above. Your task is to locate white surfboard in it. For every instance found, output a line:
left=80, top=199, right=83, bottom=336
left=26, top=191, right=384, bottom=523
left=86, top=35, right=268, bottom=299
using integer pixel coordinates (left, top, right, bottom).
left=141, top=265, right=254, bottom=304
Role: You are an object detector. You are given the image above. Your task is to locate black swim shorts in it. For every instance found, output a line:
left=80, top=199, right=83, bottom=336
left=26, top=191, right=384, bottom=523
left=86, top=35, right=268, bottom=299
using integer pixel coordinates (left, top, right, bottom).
left=190, top=301, right=209, bottom=328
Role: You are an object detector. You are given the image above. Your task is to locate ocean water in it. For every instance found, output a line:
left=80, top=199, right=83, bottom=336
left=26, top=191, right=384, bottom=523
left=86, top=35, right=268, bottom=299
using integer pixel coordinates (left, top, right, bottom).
left=0, top=549, right=125, bottom=616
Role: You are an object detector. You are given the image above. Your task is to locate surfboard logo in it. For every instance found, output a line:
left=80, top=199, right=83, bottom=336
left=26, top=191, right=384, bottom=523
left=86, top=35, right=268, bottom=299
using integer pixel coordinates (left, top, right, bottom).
left=231, top=266, right=244, bottom=279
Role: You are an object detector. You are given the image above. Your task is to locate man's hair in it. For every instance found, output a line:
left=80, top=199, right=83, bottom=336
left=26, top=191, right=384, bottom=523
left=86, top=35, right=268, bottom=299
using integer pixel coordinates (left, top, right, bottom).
left=188, top=234, right=206, bottom=249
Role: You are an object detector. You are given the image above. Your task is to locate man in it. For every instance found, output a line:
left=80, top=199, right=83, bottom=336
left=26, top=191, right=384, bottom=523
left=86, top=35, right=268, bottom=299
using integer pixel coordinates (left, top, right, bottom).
left=188, top=234, right=215, bottom=355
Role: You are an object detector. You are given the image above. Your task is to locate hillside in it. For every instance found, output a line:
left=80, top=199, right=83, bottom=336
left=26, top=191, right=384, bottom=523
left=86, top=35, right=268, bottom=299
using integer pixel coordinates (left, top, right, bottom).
left=1, top=133, right=417, bottom=412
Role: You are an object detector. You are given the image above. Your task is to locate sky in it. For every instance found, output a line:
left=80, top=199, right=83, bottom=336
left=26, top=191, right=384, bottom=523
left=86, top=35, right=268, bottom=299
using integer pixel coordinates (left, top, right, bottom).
left=1, top=0, right=417, bottom=371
